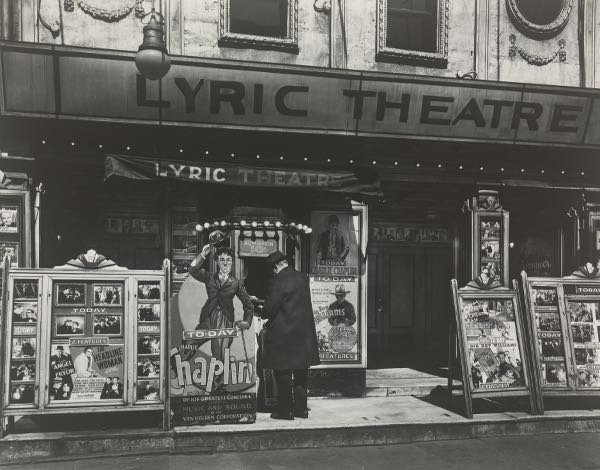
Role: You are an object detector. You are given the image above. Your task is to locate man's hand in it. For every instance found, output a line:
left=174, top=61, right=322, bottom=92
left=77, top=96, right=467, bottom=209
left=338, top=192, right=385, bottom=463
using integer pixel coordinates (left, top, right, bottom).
left=235, top=320, right=250, bottom=331
left=200, top=243, right=211, bottom=258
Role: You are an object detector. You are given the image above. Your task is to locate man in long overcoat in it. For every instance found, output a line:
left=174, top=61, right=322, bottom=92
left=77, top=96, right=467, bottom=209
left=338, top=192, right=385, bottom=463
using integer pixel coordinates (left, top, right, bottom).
left=262, top=251, right=320, bottom=419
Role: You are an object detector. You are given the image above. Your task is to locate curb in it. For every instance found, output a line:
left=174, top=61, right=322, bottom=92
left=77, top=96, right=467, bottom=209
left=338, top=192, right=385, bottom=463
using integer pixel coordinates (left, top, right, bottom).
left=3, top=414, right=600, bottom=464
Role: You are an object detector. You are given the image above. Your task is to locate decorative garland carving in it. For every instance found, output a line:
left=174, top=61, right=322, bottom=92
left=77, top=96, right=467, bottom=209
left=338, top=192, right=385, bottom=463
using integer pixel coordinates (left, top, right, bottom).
left=506, top=0, right=573, bottom=40
left=64, top=0, right=146, bottom=22
left=509, top=34, right=566, bottom=66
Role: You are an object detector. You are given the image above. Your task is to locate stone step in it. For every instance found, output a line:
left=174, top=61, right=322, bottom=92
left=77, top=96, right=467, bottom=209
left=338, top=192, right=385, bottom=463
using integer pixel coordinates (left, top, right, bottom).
left=366, top=368, right=455, bottom=397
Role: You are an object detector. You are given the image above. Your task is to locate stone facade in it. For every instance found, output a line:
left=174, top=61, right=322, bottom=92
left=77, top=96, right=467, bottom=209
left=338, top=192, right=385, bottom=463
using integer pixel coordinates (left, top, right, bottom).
left=3, top=0, right=598, bottom=87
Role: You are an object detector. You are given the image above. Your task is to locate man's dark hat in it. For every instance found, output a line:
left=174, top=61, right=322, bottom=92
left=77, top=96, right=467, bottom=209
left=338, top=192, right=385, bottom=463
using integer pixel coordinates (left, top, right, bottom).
left=56, top=345, right=64, bottom=351
left=208, top=230, right=228, bottom=246
left=266, top=251, right=287, bottom=265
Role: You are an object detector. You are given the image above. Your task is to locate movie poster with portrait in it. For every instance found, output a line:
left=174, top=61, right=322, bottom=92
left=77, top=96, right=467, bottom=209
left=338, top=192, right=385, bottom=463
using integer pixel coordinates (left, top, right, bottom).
left=48, top=341, right=125, bottom=402
left=309, top=275, right=360, bottom=364
left=310, top=211, right=360, bottom=276
left=460, top=298, right=526, bottom=390
left=168, top=271, right=256, bottom=426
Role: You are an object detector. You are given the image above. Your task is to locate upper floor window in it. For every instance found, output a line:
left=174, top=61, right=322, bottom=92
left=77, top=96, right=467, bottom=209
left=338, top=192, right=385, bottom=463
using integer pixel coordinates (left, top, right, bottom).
left=377, top=0, right=448, bottom=67
left=219, top=0, right=298, bottom=53
left=506, top=0, right=572, bottom=39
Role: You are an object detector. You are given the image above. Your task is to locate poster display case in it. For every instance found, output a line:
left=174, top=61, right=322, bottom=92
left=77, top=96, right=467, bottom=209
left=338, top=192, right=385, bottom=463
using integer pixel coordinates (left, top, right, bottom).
left=450, top=278, right=539, bottom=418
left=308, top=203, right=368, bottom=368
left=464, top=190, right=509, bottom=287
left=1, top=252, right=168, bottom=433
left=522, top=266, right=600, bottom=408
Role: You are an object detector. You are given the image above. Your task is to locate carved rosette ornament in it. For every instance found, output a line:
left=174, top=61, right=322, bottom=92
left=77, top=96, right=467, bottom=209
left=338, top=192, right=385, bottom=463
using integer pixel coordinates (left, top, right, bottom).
left=506, top=0, right=573, bottom=40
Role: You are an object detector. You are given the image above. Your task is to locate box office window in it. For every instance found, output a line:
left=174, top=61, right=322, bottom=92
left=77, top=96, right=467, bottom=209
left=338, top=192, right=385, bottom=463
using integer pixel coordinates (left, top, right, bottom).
left=377, top=0, right=448, bottom=67
left=219, top=0, right=298, bottom=53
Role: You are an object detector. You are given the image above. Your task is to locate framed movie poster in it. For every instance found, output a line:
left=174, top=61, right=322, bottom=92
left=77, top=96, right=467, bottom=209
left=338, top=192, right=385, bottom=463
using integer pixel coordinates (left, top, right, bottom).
left=309, top=211, right=360, bottom=276
left=310, top=276, right=361, bottom=364
left=450, top=279, right=538, bottom=418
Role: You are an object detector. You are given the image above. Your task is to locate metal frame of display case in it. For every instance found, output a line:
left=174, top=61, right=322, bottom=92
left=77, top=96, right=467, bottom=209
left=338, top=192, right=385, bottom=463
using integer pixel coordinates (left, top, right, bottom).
left=522, top=269, right=600, bottom=413
left=0, top=259, right=169, bottom=435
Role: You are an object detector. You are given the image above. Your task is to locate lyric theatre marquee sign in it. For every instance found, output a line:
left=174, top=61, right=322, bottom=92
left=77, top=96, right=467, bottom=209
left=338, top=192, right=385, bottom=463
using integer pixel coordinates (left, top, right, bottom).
left=1, top=43, right=600, bottom=148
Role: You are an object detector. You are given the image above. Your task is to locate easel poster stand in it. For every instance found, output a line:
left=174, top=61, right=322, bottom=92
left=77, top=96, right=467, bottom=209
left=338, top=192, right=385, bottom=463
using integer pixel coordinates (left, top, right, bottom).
left=522, top=265, right=600, bottom=413
left=449, top=277, right=540, bottom=418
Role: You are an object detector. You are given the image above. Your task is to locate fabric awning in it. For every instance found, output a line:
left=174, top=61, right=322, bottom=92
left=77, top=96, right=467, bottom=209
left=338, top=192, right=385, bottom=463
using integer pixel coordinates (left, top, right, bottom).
left=105, top=155, right=382, bottom=196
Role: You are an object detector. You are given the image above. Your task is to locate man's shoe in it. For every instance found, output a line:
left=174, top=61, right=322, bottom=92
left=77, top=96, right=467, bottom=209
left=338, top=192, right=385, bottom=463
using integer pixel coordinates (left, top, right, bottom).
left=270, top=411, right=294, bottom=420
left=294, top=410, right=309, bottom=419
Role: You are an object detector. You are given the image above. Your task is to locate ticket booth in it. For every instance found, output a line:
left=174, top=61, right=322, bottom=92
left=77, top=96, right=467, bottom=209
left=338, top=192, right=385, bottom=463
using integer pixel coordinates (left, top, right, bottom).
left=0, top=250, right=168, bottom=434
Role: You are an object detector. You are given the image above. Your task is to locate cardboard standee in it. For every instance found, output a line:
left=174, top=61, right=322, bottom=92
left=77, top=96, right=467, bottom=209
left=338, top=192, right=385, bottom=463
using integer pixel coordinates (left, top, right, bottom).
left=449, top=277, right=540, bottom=419
left=521, top=266, right=600, bottom=411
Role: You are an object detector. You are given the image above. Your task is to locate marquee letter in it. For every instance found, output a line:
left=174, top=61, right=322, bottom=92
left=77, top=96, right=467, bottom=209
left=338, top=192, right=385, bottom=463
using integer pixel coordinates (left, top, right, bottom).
left=188, top=166, right=202, bottom=179
left=136, top=75, right=170, bottom=108
left=420, top=96, right=454, bottom=125
left=175, top=77, right=205, bottom=113
left=483, top=99, right=513, bottom=128
left=343, top=89, right=377, bottom=119
left=210, top=81, right=245, bottom=115
left=275, top=86, right=309, bottom=116
left=550, top=104, right=583, bottom=133
left=169, top=165, right=186, bottom=177
left=213, top=168, right=225, bottom=182
left=511, top=102, right=543, bottom=130
left=376, top=92, right=410, bottom=122
left=452, top=98, right=486, bottom=127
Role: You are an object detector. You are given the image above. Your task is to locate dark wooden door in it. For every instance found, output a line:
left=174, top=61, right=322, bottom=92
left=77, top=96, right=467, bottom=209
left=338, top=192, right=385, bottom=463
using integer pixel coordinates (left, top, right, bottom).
left=367, top=244, right=452, bottom=368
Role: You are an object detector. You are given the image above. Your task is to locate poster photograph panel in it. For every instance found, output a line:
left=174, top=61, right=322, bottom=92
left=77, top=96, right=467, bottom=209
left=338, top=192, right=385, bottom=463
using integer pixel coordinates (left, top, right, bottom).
left=138, top=303, right=160, bottom=322
left=13, top=280, right=38, bottom=299
left=0, top=242, right=18, bottom=266
left=55, top=283, right=86, bottom=306
left=55, top=315, right=85, bottom=335
left=532, top=288, right=558, bottom=308
left=461, top=298, right=525, bottom=390
left=310, top=211, right=360, bottom=276
left=138, top=336, right=160, bottom=355
left=543, top=361, right=568, bottom=387
left=93, top=315, right=122, bottom=335
left=0, top=206, right=18, bottom=233
left=12, top=337, right=36, bottom=358
left=12, top=301, right=37, bottom=323
left=9, top=384, right=34, bottom=404
left=310, top=275, right=359, bottom=363
left=137, top=357, right=160, bottom=377
left=138, top=282, right=161, bottom=300
left=93, top=284, right=123, bottom=306
left=137, top=380, right=160, bottom=400
left=10, top=361, right=35, bottom=381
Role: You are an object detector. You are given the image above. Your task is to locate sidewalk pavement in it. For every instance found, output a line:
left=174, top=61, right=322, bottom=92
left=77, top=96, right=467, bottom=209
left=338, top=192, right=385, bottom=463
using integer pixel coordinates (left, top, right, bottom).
left=3, top=394, right=600, bottom=465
